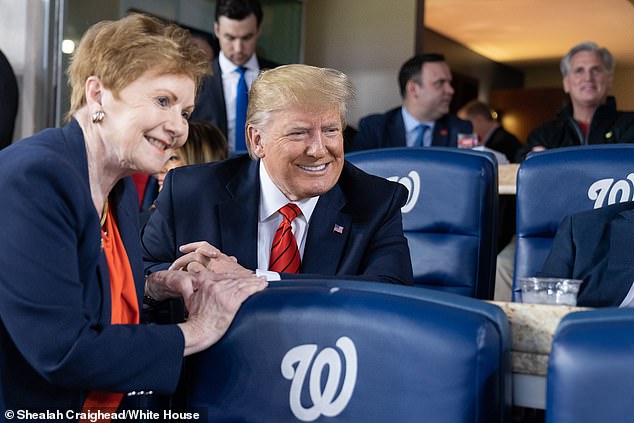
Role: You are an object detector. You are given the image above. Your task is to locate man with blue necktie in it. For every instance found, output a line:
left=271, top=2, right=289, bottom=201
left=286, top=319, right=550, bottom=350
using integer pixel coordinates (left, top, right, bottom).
left=192, top=0, right=278, bottom=155
left=347, top=53, right=472, bottom=152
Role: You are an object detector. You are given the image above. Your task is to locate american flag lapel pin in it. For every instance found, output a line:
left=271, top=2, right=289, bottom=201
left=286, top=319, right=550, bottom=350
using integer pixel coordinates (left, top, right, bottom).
left=333, top=224, right=344, bottom=234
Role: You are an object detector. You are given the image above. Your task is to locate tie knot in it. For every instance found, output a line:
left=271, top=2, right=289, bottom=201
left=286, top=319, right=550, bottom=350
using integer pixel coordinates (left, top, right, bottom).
left=279, top=203, right=301, bottom=222
left=417, top=124, right=430, bottom=135
left=237, top=66, right=247, bottom=76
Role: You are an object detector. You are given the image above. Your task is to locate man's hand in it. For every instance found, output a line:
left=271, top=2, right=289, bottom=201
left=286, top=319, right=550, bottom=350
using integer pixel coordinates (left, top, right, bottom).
left=169, top=241, right=254, bottom=276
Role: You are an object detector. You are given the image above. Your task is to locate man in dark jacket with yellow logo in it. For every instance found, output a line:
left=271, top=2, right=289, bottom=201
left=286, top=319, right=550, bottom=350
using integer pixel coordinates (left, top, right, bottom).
left=518, top=42, right=634, bottom=161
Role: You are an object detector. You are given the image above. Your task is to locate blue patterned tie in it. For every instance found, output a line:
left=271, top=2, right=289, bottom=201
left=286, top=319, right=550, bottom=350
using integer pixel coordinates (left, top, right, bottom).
left=235, top=66, right=248, bottom=152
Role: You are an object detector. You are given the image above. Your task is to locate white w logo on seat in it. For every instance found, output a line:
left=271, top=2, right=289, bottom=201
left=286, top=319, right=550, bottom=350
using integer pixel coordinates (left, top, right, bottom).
left=587, top=173, right=634, bottom=208
left=281, top=336, right=357, bottom=422
left=387, top=170, right=421, bottom=214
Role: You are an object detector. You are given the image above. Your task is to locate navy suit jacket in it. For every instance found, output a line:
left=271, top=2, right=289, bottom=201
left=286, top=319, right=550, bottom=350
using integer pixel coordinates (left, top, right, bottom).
left=347, top=106, right=472, bottom=152
left=0, top=120, right=184, bottom=412
left=540, top=201, right=634, bottom=307
left=142, top=156, right=413, bottom=285
left=191, top=56, right=279, bottom=138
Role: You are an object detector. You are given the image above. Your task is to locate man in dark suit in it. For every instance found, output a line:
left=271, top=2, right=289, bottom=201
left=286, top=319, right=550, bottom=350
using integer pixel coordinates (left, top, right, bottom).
left=540, top=201, right=634, bottom=307
left=347, top=53, right=472, bottom=152
left=143, top=64, right=413, bottom=285
left=457, top=100, right=521, bottom=163
left=191, top=0, right=278, bottom=155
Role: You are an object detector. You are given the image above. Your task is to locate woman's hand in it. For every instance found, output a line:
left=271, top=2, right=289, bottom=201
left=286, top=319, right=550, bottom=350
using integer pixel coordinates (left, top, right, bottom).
left=145, top=269, right=243, bottom=304
left=178, top=273, right=267, bottom=355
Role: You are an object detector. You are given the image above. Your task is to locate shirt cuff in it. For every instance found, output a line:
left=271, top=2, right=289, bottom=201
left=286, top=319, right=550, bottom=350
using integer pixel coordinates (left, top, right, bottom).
left=256, top=269, right=281, bottom=281
left=619, top=281, right=634, bottom=307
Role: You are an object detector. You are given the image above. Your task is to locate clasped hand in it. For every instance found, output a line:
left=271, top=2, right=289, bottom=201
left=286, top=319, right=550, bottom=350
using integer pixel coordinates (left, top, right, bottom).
left=146, top=241, right=267, bottom=355
left=169, top=241, right=253, bottom=276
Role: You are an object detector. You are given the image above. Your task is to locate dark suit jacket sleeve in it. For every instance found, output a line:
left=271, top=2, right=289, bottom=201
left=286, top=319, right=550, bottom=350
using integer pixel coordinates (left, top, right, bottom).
left=539, top=215, right=575, bottom=278
left=0, top=152, right=183, bottom=394
left=517, top=124, right=552, bottom=162
left=142, top=170, right=180, bottom=274
left=349, top=183, right=413, bottom=284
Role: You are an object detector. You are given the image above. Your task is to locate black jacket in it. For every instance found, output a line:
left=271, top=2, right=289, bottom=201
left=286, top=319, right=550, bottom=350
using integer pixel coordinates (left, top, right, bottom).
left=191, top=56, right=279, bottom=138
left=518, top=96, right=634, bottom=161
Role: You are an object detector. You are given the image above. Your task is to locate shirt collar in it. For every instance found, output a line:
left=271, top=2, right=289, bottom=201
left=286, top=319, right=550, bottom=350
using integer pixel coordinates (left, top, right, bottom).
left=218, top=51, right=259, bottom=74
left=401, top=106, right=435, bottom=134
left=258, top=161, right=319, bottom=223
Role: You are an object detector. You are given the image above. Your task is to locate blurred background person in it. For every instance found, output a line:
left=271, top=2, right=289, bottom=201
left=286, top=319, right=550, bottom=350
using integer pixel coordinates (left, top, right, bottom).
left=347, top=53, right=471, bottom=152
left=0, top=48, right=19, bottom=149
left=155, top=119, right=229, bottom=190
left=143, top=119, right=229, bottom=225
left=518, top=41, right=634, bottom=161
left=192, top=0, right=279, bottom=155
left=458, top=99, right=521, bottom=163
left=458, top=100, right=520, bottom=301
left=0, top=13, right=265, bottom=414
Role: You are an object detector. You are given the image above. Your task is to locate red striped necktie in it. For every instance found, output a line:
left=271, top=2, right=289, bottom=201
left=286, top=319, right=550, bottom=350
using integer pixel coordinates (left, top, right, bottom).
left=269, top=203, right=302, bottom=273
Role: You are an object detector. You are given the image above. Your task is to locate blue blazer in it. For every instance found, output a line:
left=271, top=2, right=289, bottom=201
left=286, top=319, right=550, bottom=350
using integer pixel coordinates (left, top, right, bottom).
left=540, top=201, right=634, bottom=307
left=347, top=106, right=473, bottom=152
left=142, top=156, right=413, bottom=285
left=191, top=56, right=279, bottom=138
left=0, top=120, right=184, bottom=411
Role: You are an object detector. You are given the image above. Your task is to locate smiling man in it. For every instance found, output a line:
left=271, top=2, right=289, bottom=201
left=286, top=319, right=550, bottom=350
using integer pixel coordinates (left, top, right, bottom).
left=142, top=64, right=413, bottom=285
left=191, top=0, right=279, bottom=154
left=518, top=41, right=634, bottom=160
left=347, top=53, right=471, bottom=152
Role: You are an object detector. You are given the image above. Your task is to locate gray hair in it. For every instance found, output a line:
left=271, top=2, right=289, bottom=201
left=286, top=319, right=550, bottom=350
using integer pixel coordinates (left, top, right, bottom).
left=560, top=41, right=614, bottom=77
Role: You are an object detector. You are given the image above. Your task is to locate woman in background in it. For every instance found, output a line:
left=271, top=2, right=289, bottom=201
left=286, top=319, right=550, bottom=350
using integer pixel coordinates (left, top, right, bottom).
left=155, top=119, right=229, bottom=189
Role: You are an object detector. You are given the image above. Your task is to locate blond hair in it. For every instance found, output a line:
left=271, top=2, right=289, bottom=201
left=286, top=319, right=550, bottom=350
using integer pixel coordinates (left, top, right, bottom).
left=245, top=64, right=354, bottom=157
left=180, top=120, right=228, bottom=165
left=67, top=13, right=210, bottom=118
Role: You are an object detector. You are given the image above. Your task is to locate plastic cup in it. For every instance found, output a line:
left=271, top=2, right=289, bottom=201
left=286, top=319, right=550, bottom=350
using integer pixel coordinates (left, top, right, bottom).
left=517, top=277, right=582, bottom=306
left=457, top=133, right=480, bottom=148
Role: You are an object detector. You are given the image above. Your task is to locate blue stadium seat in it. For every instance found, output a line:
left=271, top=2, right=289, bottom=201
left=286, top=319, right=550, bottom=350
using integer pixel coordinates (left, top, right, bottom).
left=547, top=308, right=634, bottom=423
left=514, top=145, right=634, bottom=294
left=185, top=280, right=511, bottom=423
left=346, top=147, right=498, bottom=299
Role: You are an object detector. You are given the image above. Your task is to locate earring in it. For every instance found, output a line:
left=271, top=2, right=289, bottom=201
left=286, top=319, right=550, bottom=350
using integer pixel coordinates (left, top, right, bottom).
left=91, top=110, right=105, bottom=123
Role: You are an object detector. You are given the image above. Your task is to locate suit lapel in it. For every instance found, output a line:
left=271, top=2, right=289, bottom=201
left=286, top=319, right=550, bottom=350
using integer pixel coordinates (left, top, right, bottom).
left=63, top=121, right=112, bottom=320
left=302, top=183, right=351, bottom=274
left=218, top=159, right=260, bottom=268
left=389, top=110, right=407, bottom=147
left=111, top=180, right=146, bottom=305
left=603, top=209, right=634, bottom=304
left=211, top=59, right=228, bottom=135
left=432, top=118, right=450, bottom=146
left=96, top=252, right=112, bottom=322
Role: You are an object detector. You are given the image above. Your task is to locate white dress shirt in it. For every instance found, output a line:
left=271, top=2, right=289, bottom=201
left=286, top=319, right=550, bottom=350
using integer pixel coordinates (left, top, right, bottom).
left=255, top=162, right=319, bottom=280
left=219, top=52, right=260, bottom=153
left=619, top=282, right=634, bottom=307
